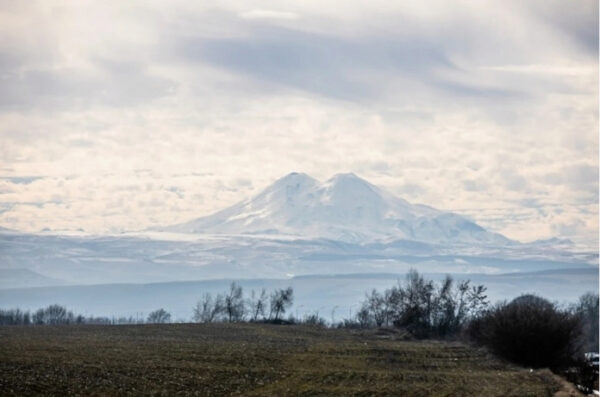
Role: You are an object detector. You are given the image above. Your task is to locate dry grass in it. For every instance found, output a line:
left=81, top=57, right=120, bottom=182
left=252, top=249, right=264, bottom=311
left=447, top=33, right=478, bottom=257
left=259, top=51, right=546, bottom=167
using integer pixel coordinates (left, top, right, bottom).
left=0, top=323, right=565, bottom=396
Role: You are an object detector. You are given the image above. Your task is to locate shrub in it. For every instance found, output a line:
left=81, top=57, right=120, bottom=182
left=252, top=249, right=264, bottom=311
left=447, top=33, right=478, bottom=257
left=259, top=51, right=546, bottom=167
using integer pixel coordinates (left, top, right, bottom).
left=302, top=314, right=327, bottom=327
left=468, top=294, right=582, bottom=369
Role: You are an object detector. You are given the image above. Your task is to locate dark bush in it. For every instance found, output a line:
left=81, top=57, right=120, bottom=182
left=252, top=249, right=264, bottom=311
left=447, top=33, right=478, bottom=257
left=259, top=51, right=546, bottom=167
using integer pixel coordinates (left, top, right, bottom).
left=261, top=318, right=293, bottom=325
left=468, top=294, right=582, bottom=369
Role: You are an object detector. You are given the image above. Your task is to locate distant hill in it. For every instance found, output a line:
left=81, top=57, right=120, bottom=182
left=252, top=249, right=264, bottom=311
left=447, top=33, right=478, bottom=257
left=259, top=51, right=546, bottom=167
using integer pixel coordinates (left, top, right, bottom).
left=0, top=268, right=67, bottom=289
left=0, top=267, right=595, bottom=318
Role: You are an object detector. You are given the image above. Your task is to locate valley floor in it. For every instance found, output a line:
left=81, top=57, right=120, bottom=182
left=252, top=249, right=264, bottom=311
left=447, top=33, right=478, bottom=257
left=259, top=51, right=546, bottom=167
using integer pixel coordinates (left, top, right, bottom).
left=0, top=323, right=577, bottom=396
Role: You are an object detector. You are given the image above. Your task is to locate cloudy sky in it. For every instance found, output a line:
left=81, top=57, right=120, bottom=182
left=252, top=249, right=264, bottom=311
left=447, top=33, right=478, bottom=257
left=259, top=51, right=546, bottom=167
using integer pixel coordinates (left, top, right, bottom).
left=0, top=0, right=597, bottom=247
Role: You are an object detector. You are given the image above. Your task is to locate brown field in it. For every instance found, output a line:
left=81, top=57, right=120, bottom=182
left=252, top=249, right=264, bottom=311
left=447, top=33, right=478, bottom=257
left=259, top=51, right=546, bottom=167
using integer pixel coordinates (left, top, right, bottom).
left=0, top=323, right=575, bottom=396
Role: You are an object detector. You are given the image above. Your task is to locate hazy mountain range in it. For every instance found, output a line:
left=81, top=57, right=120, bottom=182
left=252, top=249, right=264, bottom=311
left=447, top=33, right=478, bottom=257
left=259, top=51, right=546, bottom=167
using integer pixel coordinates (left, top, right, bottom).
left=0, top=173, right=596, bottom=316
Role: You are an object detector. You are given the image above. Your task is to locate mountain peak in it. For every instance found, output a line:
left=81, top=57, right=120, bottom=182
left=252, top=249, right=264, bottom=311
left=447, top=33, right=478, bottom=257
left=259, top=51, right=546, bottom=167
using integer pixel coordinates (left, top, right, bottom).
left=327, top=172, right=372, bottom=186
left=276, top=172, right=316, bottom=184
left=264, top=172, right=318, bottom=196
left=323, top=172, right=379, bottom=199
left=331, top=172, right=361, bottom=180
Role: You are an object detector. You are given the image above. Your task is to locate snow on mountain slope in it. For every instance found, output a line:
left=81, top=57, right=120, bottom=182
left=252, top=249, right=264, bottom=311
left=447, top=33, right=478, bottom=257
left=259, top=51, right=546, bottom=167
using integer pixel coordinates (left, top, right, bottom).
left=164, top=172, right=511, bottom=245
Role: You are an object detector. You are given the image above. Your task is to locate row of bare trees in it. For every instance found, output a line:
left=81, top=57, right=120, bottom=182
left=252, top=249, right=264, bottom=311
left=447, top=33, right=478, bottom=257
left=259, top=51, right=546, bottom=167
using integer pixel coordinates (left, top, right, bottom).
left=0, top=305, right=158, bottom=325
left=0, top=304, right=81, bottom=325
left=0, top=284, right=294, bottom=326
left=355, top=270, right=488, bottom=337
left=192, top=283, right=294, bottom=323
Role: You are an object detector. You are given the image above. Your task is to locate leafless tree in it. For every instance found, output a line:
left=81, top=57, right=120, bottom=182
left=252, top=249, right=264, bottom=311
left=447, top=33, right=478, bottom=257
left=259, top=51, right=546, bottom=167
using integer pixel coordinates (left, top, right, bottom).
left=269, top=287, right=294, bottom=320
left=249, top=288, right=268, bottom=321
left=225, top=282, right=245, bottom=322
left=31, top=304, right=75, bottom=325
left=574, top=292, right=599, bottom=352
left=356, top=306, right=372, bottom=328
left=193, top=293, right=225, bottom=323
left=363, top=289, right=387, bottom=327
left=147, top=308, right=171, bottom=324
left=0, top=308, right=31, bottom=325
left=358, top=270, right=488, bottom=337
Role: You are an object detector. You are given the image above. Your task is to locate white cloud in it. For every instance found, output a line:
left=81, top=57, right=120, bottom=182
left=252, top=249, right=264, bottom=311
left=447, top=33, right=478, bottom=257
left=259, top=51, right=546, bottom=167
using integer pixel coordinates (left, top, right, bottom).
left=239, top=9, right=299, bottom=20
left=0, top=0, right=597, bottom=248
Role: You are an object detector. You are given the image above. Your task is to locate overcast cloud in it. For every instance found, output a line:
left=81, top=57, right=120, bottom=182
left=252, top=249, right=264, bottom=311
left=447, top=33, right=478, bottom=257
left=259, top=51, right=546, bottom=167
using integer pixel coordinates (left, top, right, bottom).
left=0, top=0, right=597, bottom=247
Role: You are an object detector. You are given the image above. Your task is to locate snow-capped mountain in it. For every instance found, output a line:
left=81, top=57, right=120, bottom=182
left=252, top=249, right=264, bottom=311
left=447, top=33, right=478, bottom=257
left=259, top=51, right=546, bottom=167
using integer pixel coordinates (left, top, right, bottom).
left=164, top=172, right=511, bottom=245
left=0, top=172, right=594, bottom=289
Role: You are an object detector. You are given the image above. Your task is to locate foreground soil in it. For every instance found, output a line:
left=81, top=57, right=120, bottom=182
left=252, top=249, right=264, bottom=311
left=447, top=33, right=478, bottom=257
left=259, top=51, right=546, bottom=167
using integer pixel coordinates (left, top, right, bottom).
left=0, top=323, right=568, bottom=396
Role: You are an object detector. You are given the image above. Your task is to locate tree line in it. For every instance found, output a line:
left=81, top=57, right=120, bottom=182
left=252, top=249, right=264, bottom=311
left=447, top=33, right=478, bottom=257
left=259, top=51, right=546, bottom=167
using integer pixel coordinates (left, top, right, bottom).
left=1, top=271, right=597, bottom=378
left=0, top=304, right=148, bottom=326
left=0, top=284, right=296, bottom=326
left=192, top=284, right=294, bottom=323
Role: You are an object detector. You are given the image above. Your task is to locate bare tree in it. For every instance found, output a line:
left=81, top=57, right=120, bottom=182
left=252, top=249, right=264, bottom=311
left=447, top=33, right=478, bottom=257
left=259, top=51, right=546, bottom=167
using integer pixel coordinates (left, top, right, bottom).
left=193, top=293, right=225, bottom=323
left=356, top=305, right=372, bottom=328
left=0, top=308, right=31, bottom=325
left=269, top=287, right=294, bottom=320
left=393, top=270, right=436, bottom=336
left=193, top=294, right=211, bottom=323
left=359, top=270, right=488, bottom=337
left=364, top=289, right=387, bottom=327
left=574, top=292, right=599, bottom=352
left=248, top=288, right=268, bottom=321
left=225, top=282, right=245, bottom=322
left=147, top=308, right=171, bottom=324
left=31, top=304, right=75, bottom=325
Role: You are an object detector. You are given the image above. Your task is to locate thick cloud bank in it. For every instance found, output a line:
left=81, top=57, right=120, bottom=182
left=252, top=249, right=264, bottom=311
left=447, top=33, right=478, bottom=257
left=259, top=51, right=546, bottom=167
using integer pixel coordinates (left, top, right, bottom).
left=0, top=1, right=597, bottom=248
